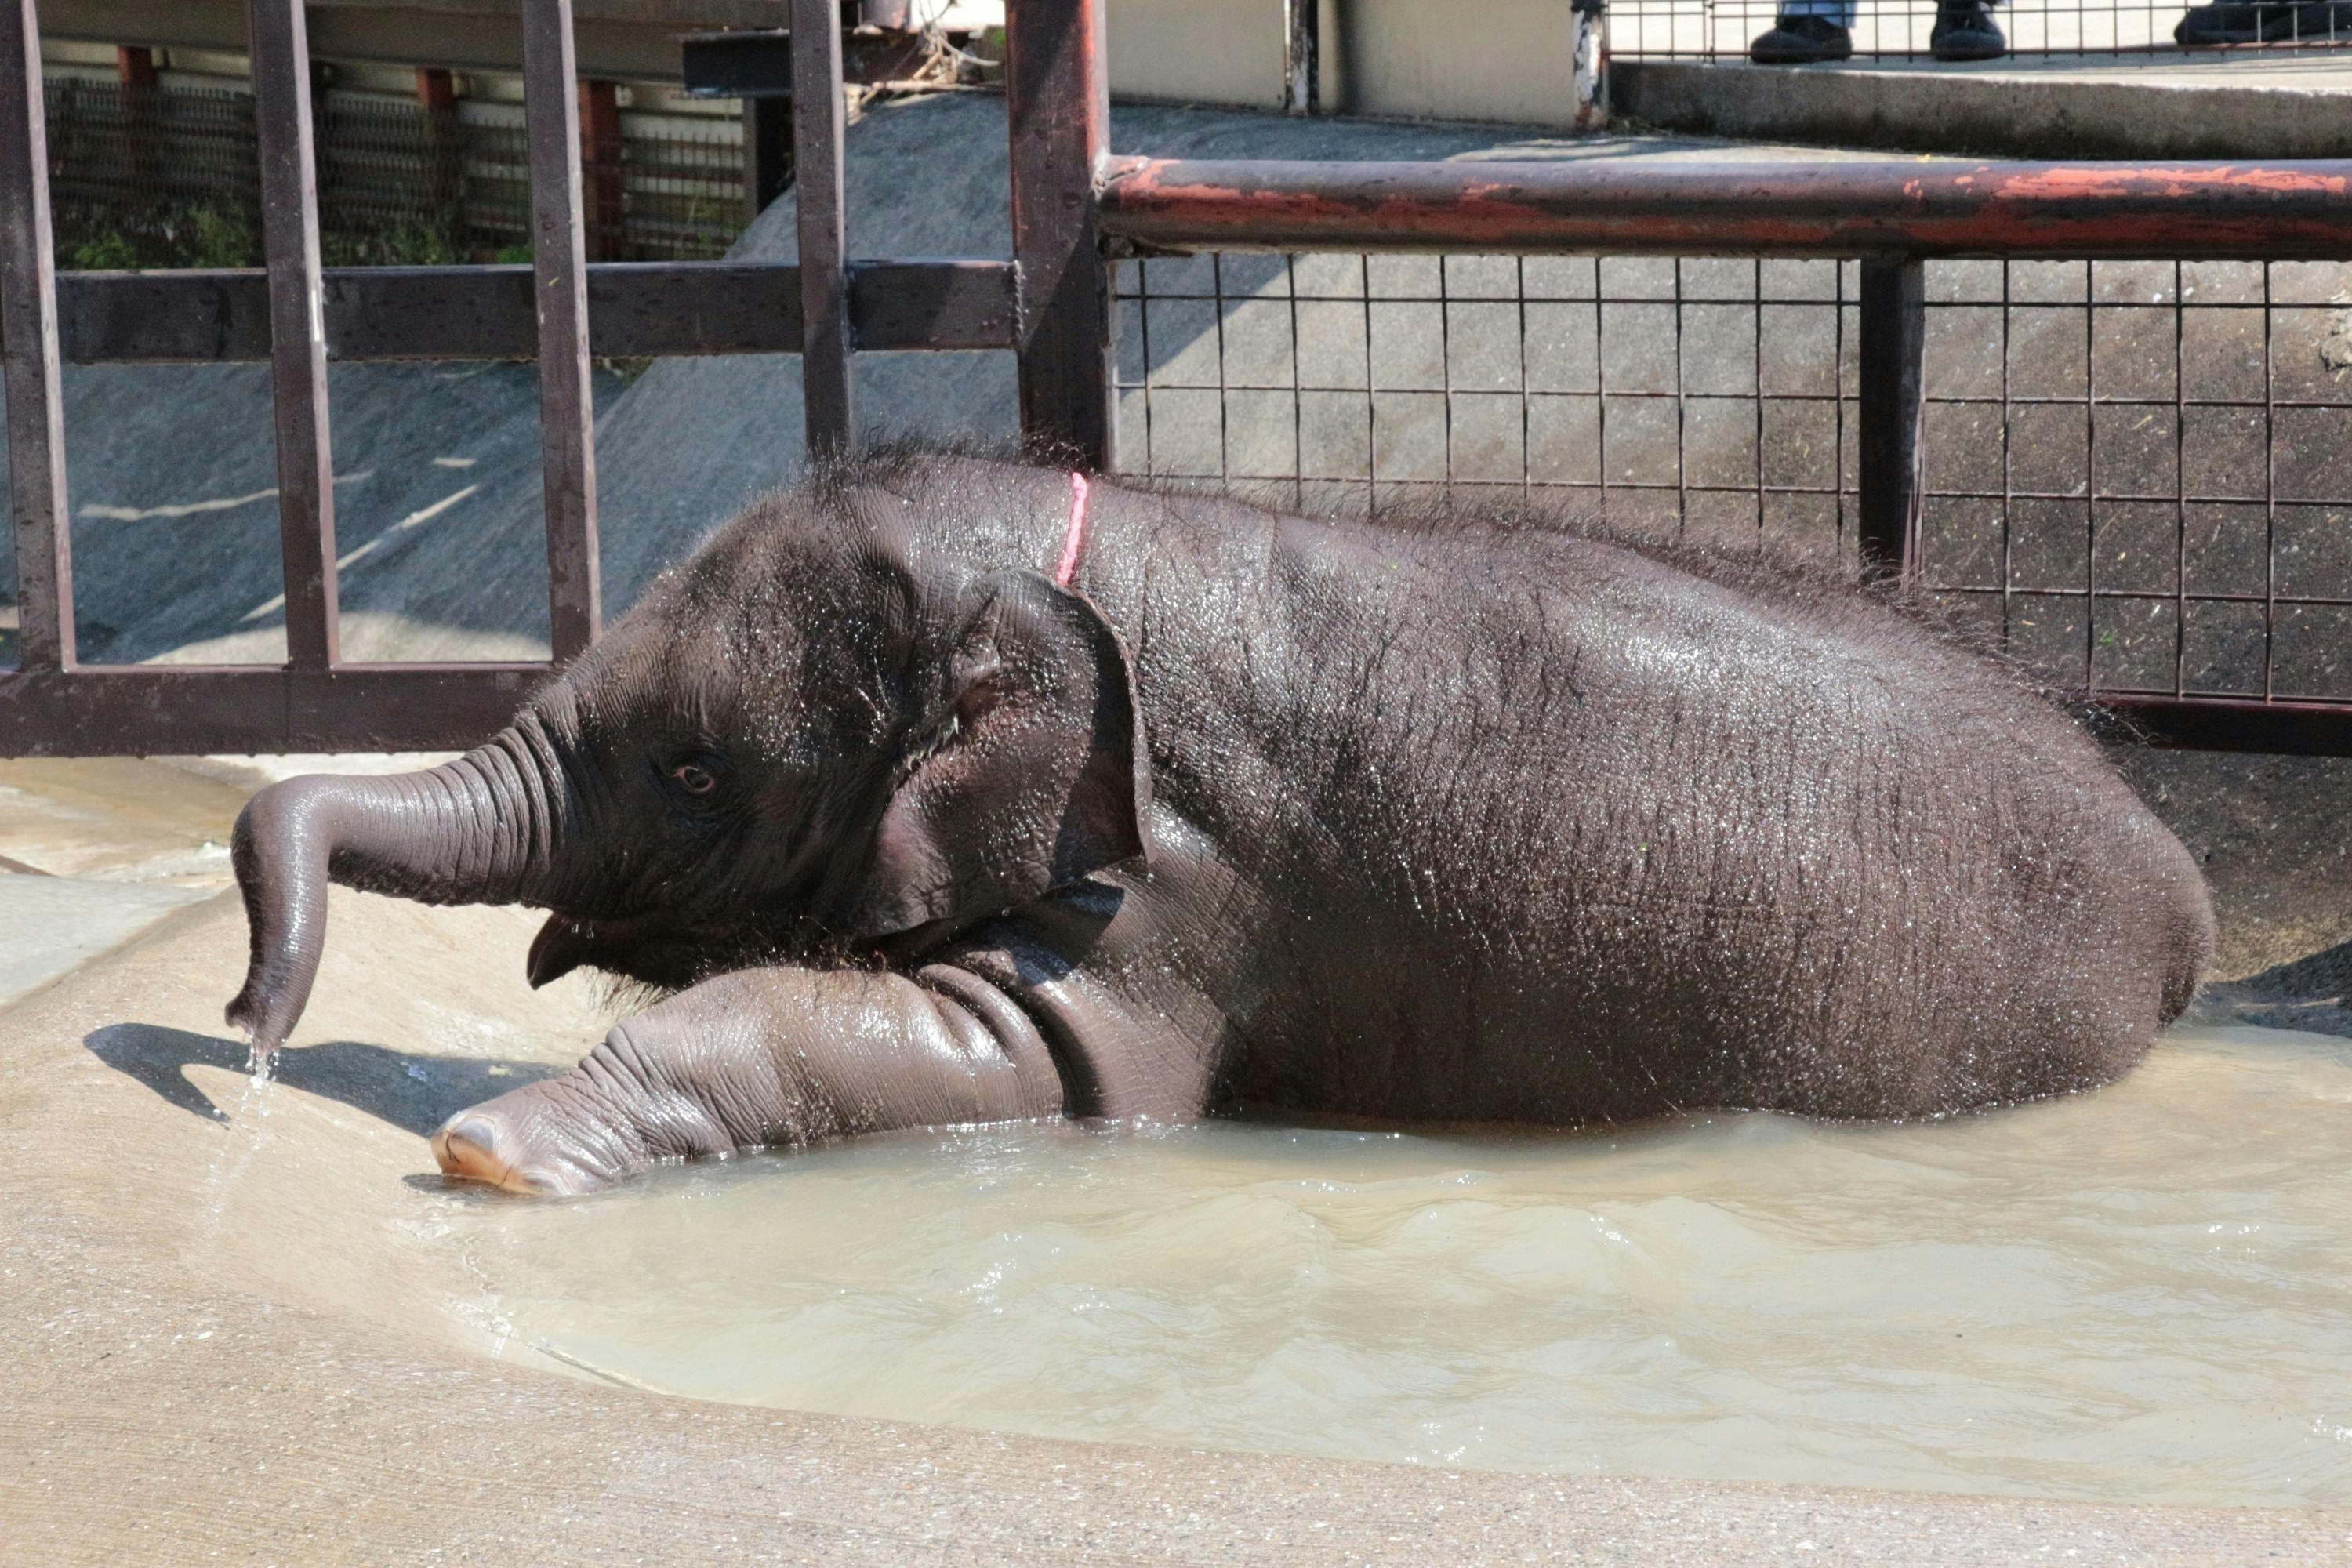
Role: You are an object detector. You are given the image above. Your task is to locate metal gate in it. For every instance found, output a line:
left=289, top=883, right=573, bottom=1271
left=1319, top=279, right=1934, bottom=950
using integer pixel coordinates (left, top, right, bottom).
left=2, top=0, right=2348, bottom=755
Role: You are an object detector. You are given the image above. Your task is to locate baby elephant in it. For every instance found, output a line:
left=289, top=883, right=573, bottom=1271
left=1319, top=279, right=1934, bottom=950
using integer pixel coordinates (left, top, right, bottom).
left=227, top=452, right=2213, bottom=1193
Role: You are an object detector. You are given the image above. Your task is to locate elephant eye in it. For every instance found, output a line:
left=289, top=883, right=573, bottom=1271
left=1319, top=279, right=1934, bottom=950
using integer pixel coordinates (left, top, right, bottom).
left=670, top=761, right=717, bottom=796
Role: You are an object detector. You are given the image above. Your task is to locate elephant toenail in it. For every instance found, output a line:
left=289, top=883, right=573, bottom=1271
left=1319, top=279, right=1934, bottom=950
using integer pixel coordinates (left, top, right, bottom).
left=433, top=1114, right=514, bottom=1185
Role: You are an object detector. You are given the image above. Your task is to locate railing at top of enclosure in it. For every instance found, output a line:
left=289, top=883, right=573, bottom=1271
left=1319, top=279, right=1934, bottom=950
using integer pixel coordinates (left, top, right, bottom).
left=0, top=0, right=2348, bottom=759
left=1608, top=0, right=2352, bottom=59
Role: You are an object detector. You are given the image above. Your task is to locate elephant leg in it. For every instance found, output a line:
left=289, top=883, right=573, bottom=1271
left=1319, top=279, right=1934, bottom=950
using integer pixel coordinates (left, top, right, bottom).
left=430, top=962, right=1067, bottom=1196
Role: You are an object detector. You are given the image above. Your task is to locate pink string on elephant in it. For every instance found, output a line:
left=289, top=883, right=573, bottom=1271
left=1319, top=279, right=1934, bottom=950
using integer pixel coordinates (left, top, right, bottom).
left=1054, top=472, right=1091, bottom=587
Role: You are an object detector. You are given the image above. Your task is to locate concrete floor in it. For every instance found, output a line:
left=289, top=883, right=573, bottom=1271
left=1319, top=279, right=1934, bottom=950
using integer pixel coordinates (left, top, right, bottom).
left=0, top=754, right=454, bottom=1011
left=0, top=745, right=2345, bottom=1564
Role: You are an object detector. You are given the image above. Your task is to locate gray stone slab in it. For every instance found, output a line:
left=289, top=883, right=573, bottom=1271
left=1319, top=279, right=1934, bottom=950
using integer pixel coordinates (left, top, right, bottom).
left=0, top=870, right=209, bottom=1011
left=1617, top=54, right=2352, bottom=159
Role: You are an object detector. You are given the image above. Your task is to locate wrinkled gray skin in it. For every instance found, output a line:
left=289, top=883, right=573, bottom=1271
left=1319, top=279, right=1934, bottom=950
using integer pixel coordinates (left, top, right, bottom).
left=227, top=452, right=2216, bottom=1194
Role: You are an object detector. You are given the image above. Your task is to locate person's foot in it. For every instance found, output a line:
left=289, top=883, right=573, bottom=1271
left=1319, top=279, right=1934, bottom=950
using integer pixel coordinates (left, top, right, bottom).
left=1930, top=0, right=2009, bottom=58
left=2176, top=0, right=2351, bottom=43
left=1750, top=14, right=1854, bottom=62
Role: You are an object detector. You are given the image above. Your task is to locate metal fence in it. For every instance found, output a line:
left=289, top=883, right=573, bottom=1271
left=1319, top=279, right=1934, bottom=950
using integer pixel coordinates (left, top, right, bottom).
left=46, top=78, right=258, bottom=265
left=1, top=0, right=2349, bottom=757
left=1113, top=252, right=2352, bottom=706
left=1609, top=0, right=2352, bottom=57
left=435, top=104, right=746, bottom=263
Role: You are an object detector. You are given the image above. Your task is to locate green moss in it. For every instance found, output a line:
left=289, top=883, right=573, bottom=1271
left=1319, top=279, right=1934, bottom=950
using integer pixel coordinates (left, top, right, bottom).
left=65, top=230, right=138, bottom=270
left=321, top=227, right=461, bottom=268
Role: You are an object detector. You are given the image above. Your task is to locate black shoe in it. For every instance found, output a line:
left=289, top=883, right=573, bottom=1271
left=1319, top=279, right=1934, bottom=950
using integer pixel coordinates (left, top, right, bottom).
left=1750, top=14, right=1854, bottom=62
left=2176, top=0, right=2352, bottom=43
left=1929, top=0, right=2009, bottom=57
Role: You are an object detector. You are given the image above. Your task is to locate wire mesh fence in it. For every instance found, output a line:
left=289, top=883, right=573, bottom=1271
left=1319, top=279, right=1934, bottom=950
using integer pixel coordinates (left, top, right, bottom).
left=45, top=78, right=260, bottom=267
left=44, top=78, right=750, bottom=268
left=315, top=93, right=463, bottom=263
left=618, top=121, right=752, bottom=261
left=1112, top=252, right=2352, bottom=706
left=1608, top=0, right=2352, bottom=58
left=453, top=105, right=750, bottom=263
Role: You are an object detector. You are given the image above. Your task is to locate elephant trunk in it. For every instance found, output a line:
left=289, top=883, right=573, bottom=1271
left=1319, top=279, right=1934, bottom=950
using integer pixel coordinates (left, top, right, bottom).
left=225, top=717, right=572, bottom=1062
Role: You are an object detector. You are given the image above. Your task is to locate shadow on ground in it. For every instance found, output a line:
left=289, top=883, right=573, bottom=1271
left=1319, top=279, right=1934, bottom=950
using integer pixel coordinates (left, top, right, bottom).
left=2200, top=938, right=2352, bottom=1038
left=85, top=1022, right=555, bottom=1136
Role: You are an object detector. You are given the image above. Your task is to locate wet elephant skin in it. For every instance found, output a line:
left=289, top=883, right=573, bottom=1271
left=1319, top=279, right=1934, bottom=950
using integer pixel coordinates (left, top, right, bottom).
left=224, top=450, right=2216, bottom=1193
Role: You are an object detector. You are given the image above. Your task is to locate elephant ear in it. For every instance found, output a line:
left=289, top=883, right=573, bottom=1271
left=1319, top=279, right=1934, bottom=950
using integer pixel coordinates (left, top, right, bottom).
left=844, top=568, right=1151, bottom=940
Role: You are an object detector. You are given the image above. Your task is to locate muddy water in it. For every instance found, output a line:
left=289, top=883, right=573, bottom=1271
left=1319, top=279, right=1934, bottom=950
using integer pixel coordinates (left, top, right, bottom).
left=436, top=1024, right=2352, bottom=1506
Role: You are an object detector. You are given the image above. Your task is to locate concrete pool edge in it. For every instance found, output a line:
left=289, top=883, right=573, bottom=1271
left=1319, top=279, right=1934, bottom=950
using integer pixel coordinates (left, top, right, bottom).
left=3, top=895, right=2347, bottom=1566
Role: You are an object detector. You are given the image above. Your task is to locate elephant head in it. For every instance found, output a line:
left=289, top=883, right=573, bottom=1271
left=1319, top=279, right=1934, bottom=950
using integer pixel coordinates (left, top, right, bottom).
left=227, top=481, right=1151, bottom=1059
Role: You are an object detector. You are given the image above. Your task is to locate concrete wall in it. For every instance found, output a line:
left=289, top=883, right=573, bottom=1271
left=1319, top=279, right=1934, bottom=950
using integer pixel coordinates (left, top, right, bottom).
left=1333, top=0, right=1588, bottom=125
left=1105, top=0, right=1290, bottom=113
left=1107, top=0, right=1590, bottom=129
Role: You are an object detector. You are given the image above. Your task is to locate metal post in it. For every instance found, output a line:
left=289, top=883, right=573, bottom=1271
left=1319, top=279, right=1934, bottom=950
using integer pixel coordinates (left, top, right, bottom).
left=415, top=67, right=463, bottom=245
left=1283, top=0, right=1319, bottom=117
left=1571, top=0, right=1608, bottom=132
left=792, top=0, right=854, bottom=457
left=0, top=0, right=68, bottom=671
left=1857, top=255, right=1926, bottom=580
left=1005, top=0, right=1113, bottom=470
left=116, top=43, right=160, bottom=198
left=743, top=96, right=789, bottom=222
left=248, top=0, right=340, bottom=669
left=116, top=43, right=159, bottom=195
left=578, top=78, right=623, bottom=262
left=522, top=0, right=601, bottom=660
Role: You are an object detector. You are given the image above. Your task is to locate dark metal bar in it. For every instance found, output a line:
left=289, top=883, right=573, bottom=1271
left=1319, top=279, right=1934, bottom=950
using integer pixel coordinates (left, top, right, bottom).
left=1006, top=0, right=1114, bottom=468
left=521, top=0, right=601, bottom=662
left=744, top=96, right=789, bottom=222
left=1996, top=260, right=2013, bottom=646
left=1283, top=0, right=1319, bottom=118
left=0, top=664, right=550, bottom=757
left=5, top=655, right=2344, bottom=762
left=848, top=260, right=1021, bottom=352
left=2170, top=260, right=2188, bottom=701
left=2094, top=695, right=2352, bottom=757
left=0, top=0, right=70, bottom=671
left=1096, top=158, right=2352, bottom=260
left=792, top=0, right=853, bottom=456
left=247, top=0, right=340, bottom=669
left=1856, top=256, right=1925, bottom=579
left=684, top=27, right=793, bottom=96
left=578, top=78, right=624, bottom=263
left=416, top=67, right=464, bottom=238
left=114, top=43, right=156, bottom=89
left=682, top=25, right=932, bottom=96
left=117, top=45, right=162, bottom=206
left=40, top=261, right=1021, bottom=363
left=2261, top=263, right=2278, bottom=702
left=2080, top=262, right=2097, bottom=692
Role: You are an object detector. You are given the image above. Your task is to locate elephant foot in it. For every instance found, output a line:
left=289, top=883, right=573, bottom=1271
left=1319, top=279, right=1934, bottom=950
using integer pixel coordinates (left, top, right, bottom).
left=429, top=1029, right=738, bottom=1197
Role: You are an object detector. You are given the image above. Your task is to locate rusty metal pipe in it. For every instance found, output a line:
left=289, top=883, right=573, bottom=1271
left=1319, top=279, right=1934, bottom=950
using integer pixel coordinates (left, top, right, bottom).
left=1095, top=156, right=2352, bottom=260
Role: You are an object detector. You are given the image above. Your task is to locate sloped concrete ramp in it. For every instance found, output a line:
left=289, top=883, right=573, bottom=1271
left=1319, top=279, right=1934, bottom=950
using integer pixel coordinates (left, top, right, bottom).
left=3, top=94, right=1816, bottom=664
